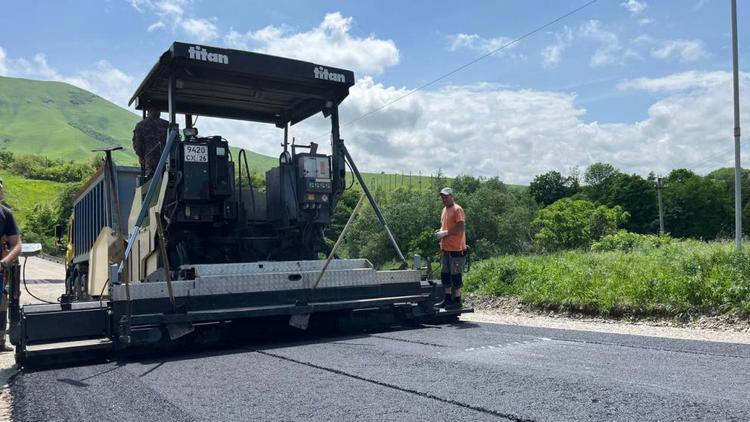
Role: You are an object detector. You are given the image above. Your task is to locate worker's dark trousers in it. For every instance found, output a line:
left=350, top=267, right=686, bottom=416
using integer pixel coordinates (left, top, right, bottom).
left=0, top=273, right=6, bottom=345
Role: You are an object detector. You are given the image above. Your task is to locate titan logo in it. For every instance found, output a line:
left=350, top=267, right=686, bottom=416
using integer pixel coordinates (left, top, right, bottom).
left=188, top=45, right=229, bottom=65
left=313, top=66, right=346, bottom=83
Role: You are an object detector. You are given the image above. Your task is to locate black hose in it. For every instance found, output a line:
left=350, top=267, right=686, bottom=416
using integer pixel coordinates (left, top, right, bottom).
left=237, top=149, right=257, bottom=221
left=345, top=159, right=356, bottom=190
left=21, top=256, right=57, bottom=305
left=98, top=278, right=110, bottom=309
left=241, top=150, right=257, bottom=218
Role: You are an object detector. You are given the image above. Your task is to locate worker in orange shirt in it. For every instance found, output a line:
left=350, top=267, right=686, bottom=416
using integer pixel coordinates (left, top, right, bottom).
left=434, top=187, right=466, bottom=310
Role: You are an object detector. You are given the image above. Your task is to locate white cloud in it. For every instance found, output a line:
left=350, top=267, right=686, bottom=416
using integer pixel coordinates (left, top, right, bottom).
left=579, top=20, right=623, bottom=67
left=7, top=53, right=64, bottom=80
left=542, top=20, right=639, bottom=68
left=635, top=36, right=709, bottom=62
left=1, top=39, right=743, bottom=185
left=198, top=71, right=749, bottom=184
left=0, top=46, right=137, bottom=107
left=447, top=33, right=516, bottom=55
left=147, top=21, right=165, bottom=32
left=621, top=0, right=647, bottom=15
left=693, top=0, right=711, bottom=10
left=223, top=12, right=399, bottom=76
left=156, top=0, right=185, bottom=16
left=617, top=70, right=729, bottom=92
left=127, top=0, right=150, bottom=12
left=66, top=61, right=137, bottom=106
left=0, top=47, right=8, bottom=76
left=638, top=18, right=653, bottom=26
left=128, top=0, right=218, bottom=42
left=541, top=27, right=573, bottom=67
left=652, top=39, right=708, bottom=62
left=182, top=17, right=218, bottom=42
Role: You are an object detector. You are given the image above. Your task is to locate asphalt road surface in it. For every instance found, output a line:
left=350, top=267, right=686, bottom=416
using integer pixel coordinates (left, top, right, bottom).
left=9, top=317, right=750, bottom=421
left=7, top=258, right=750, bottom=421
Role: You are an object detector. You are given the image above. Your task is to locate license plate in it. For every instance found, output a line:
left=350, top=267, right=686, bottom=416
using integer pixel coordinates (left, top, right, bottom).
left=184, top=145, right=208, bottom=162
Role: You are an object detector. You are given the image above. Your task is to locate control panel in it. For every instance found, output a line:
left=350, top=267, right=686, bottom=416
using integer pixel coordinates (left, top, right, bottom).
left=297, top=154, right=332, bottom=209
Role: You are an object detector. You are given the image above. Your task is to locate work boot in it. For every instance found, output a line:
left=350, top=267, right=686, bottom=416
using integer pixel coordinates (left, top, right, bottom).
left=0, top=344, right=13, bottom=352
left=445, top=296, right=462, bottom=310
left=435, top=294, right=452, bottom=309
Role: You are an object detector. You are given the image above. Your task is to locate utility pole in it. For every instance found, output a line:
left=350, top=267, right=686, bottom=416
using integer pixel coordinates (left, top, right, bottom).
left=656, top=176, right=665, bottom=235
left=731, top=0, right=742, bottom=249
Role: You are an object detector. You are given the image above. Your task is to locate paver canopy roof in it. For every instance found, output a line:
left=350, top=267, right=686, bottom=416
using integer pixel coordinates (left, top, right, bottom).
left=129, top=42, right=355, bottom=127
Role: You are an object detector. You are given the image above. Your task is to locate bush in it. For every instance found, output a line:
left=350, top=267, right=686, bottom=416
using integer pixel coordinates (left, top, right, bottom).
left=532, top=198, right=629, bottom=252
left=591, top=230, right=672, bottom=252
left=7, top=154, right=95, bottom=183
left=24, top=203, right=58, bottom=237
left=0, top=151, right=13, bottom=170
left=465, top=239, right=750, bottom=316
left=17, top=183, right=83, bottom=258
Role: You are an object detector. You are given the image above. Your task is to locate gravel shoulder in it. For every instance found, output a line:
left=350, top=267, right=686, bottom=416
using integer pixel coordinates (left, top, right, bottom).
left=465, top=294, right=750, bottom=345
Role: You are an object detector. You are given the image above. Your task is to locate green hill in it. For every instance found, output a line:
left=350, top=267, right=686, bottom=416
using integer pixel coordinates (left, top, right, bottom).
left=0, top=76, right=140, bottom=162
left=0, top=169, right=67, bottom=224
left=0, top=76, right=280, bottom=171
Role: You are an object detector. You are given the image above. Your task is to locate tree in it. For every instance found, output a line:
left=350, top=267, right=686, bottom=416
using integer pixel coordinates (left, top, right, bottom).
left=603, top=173, right=658, bottom=234
left=324, top=188, right=361, bottom=244
left=532, top=198, right=629, bottom=252
left=452, top=174, right=482, bottom=195
left=662, top=169, right=732, bottom=239
left=528, top=171, right=580, bottom=206
left=464, top=181, right=537, bottom=258
left=583, top=162, right=621, bottom=204
left=342, top=176, right=538, bottom=267
left=706, top=167, right=750, bottom=236
left=581, top=164, right=660, bottom=234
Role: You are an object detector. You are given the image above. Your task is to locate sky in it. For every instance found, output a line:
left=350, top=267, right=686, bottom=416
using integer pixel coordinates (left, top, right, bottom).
left=0, top=0, right=748, bottom=184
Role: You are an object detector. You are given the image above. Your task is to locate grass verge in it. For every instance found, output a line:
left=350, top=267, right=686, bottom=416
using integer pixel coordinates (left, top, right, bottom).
left=465, top=236, right=750, bottom=317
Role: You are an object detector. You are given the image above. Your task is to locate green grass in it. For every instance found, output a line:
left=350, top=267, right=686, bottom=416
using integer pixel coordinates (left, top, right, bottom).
left=0, top=76, right=140, bottom=162
left=0, top=170, right=68, bottom=224
left=353, top=173, right=526, bottom=194
left=229, top=146, right=277, bottom=175
left=354, top=172, right=441, bottom=193
left=465, top=238, right=750, bottom=316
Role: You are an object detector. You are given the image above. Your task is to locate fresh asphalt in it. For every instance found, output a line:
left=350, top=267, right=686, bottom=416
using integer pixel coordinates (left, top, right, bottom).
left=10, top=319, right=750, bottom=421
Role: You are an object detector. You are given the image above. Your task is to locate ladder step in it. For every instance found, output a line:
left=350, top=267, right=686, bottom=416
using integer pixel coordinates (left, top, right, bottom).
left=25, top=338, right=113, bottom=355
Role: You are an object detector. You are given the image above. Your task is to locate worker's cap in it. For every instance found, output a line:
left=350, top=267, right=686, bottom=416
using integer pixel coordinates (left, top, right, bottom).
left=439, top=187, right=453, bottom=196
left=143, top=99, right=160, bottom=110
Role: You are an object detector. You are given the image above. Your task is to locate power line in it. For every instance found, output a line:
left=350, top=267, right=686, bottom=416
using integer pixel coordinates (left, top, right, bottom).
left=692, top=142, right=749, bottom=174
left=310, top=0, right=600, bottom=141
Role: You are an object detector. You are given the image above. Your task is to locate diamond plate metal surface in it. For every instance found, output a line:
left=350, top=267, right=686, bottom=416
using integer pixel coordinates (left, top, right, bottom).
left=376, top=270, right=421, bottom=284
left=112, top=280, right=194, bottom=301
left=194, top=268, right=375, bottom=292
left=186, top=259, right=372, bottom=277
left=112, top=260, right=420, bottom=301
